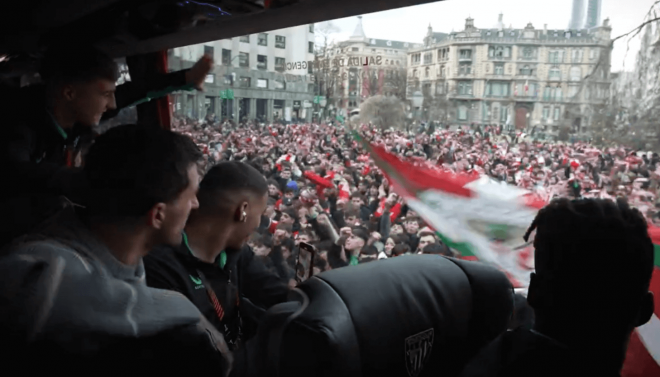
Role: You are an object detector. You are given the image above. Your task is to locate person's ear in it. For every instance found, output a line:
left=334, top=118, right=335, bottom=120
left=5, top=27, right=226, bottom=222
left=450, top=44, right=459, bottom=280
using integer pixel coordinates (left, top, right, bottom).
left=235, top=201, right=248, bottom=223
left=148, top=203, right=168, bottom=230
left=62, top=84, right=76, bottom=101
left=634, top=291, right=655, bottom=327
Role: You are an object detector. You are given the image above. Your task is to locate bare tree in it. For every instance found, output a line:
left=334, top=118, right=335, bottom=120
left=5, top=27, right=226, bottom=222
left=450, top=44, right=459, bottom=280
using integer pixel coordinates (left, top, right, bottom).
left=359, top=95, right=406, bottom=130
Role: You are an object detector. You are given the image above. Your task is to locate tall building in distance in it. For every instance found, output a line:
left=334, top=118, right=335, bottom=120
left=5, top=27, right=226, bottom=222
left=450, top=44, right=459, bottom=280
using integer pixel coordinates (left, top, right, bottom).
left=585, top=0, right=603, bottom=29
left=568, top=0, right=602, bottom=30
left=569, top=0, right=586, bottom=30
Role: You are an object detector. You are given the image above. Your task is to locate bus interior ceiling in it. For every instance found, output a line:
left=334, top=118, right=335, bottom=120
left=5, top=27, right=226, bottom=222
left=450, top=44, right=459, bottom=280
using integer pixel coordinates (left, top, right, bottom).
left=0, top=0, right=442, bottom=83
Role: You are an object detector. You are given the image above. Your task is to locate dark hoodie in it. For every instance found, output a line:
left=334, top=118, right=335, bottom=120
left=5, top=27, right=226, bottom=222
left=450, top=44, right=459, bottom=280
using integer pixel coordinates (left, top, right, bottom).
left=0, top=207, right=230, bottom=376
left=458, top=328, right=621, bottom=377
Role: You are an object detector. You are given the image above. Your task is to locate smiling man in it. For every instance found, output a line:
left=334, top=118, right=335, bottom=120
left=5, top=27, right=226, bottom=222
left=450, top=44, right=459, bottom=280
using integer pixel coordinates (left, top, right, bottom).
left=0, top=43, right=213, bottom=248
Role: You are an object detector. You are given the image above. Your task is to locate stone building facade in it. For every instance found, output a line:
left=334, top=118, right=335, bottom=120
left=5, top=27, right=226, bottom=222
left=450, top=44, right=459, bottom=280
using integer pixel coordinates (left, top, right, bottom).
left=406, top=14, right=613, bottom=134
left=169, top=24, right=315, bottom=123
left=316, top=16, right=425, bottom=117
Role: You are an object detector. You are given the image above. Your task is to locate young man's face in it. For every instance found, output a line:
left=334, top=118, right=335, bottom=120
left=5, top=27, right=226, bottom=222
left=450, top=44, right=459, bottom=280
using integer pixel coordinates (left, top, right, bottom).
left=345, top=234, right=365, bottom=251
left=418, top=235, right=436, bottom=252
left=351, top=197, right=364, bottom=207
left=66, top=78, right=117, bottom=126
left=281, top=170, right=291, bottom=180
left=284, top=191, right=295, bottom=199
left=404, top=220, right=419, bottom=234
left=345, top=215, right=358, bottom=226
left=391, top=224, right=404, bottom=235
left=253, top=244, right=271, bottom=256
left=296, top=233, right=311, bottom=245
left=153, top=164, right=200, bottom=247
left=369, top=187, right=378, bottom=196
left=268, top=184, right=280, bottom=197
left=280, top=212, right=295, bottom=225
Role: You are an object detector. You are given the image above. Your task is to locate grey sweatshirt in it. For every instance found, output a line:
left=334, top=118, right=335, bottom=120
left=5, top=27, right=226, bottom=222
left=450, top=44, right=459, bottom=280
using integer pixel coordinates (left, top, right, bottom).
left=0, top=207, right=232, bottom=375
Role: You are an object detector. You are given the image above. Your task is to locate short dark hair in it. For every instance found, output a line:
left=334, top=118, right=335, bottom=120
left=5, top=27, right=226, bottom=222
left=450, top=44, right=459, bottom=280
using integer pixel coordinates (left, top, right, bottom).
left=40, top=44, right=119, bottom=85
left=392, top=243, right=411, bottom=256
left=524, top=198, right=654, bottom=322
left=360, top=244, right=378, bottom=256
left=84, top=125, right=202, bottom=219
left=197, top=161, right=268, bottom=213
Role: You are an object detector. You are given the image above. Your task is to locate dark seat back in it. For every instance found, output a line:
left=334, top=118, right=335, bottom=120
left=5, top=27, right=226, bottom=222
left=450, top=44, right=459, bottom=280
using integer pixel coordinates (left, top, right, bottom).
left=257, top=255, right=514, bottom=377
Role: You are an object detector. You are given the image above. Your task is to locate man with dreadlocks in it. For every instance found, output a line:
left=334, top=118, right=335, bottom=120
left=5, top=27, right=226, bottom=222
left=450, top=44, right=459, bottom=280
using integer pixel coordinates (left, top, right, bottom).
left=459, top=198, right=655, bottom=377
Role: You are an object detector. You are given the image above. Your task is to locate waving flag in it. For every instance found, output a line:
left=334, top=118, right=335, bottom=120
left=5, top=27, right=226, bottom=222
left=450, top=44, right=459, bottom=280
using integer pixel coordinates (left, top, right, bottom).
left=622, top=229, right=660, bottom=377
left=353, top=130, right=659, bottom=373
left=354, top=131, right=542, bottom=287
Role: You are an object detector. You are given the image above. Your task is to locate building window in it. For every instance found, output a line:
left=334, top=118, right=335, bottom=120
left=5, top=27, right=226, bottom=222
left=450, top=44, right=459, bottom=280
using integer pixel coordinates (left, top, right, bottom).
left=424, top=67, right=430, bottom=78
left=458, top=105, right=468, bottom=120
left=459, top=49, right=472, bottom=60
left=257, top=55, right=267, bottom=70
left=240, top=35, right=249, bottom=43
left=553, top=107, right=560, bottom=120
left=459, top=62, right=472, bottom=75
left=569, top=66, right=581, bottom=81
left=458, top=81, right=473, bottom=95
left=544, top=86, right=551, bottom=100
left=224, top=74, right=233, bottom=86
left=500, top=106, right=508, bottom=122
left=548, top=50, right=564, bottom=63
left=519, top=65, right=533, bottom=76
left=275, top=35, right=286, bottom=49
left=308, top=42, right=314, bottom=54
left=543, top=106, right=550, bottom=120
left=436, top=81, right=445, bottom=95
left=589, top=48, right=598, bottom=60
left=258, top=33, right=268, bottom=46
left=549, top=66, right=561, bottom=80
left=309, top=24, right=314, bottom=33
left=522, top=47, right=534, bottom=59
left=239, top=77, right=251, bottom=87
left=204, top=45, right=214, bottom=57
left=352, top=47, right=359, bottom=52
left=239, top=52, right=249, bottom=68
left=488, top=46, right=511, bottom=59
left=222, top=49, right=231, bottom=65
left=495, top=63, right=504, bottom=75
left=205, top=74, right=215, bottom=84
left=275, top=57, right=285, bottom=72
left=271, top=79, right=285, bottom=90
left=485, top=82, right=509, bottom=97
left=308, top=83, right=315, bottom=93
left=571, top=49, right=583, bottom=63
left=439, top=65, right=446, bottom=78
left=257, top=78, right=268, bottom=88
left=308, top=63, right=313, bottom=74
left=555, top=87, right=563, bottom=101
left=411, top=53, right=421, bottom=65
left=423, top=52, right=433, bottom=65
left=568, top=85, right=579, bottom=98
left=422, top=82, right=432, bottom=96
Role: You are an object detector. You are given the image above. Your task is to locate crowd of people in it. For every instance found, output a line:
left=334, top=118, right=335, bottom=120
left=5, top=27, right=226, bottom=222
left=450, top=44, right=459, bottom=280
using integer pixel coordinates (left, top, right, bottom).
left=168, top=114, right=660, bottom=285
left=0, top=43, right=655, bottom=377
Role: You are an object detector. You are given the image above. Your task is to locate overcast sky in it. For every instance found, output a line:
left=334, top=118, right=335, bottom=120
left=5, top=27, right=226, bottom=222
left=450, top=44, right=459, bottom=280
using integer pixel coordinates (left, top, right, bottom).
left=316, top=0, right=656, bottom=72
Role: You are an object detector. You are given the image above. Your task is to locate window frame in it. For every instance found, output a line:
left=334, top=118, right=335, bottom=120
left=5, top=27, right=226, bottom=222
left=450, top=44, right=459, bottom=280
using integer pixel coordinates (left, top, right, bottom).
left=258, top=33, right=268, bottom=46
left=275, top=35, right=286, bottom=49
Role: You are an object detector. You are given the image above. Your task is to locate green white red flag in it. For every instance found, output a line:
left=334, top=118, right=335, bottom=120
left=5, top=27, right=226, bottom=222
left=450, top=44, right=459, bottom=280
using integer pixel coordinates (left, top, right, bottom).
left=356, top=132, right=542, bottom=287
left=355, top=131, right=660, bottom=374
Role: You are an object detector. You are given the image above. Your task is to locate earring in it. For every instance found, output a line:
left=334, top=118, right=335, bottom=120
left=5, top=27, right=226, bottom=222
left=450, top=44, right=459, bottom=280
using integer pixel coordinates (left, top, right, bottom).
left=242, top=211, right=247, bottom=222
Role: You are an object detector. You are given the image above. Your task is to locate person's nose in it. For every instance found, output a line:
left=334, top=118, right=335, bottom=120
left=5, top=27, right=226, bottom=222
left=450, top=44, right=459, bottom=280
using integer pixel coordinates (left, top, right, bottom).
left=107, top=93, right=117, bottom=110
